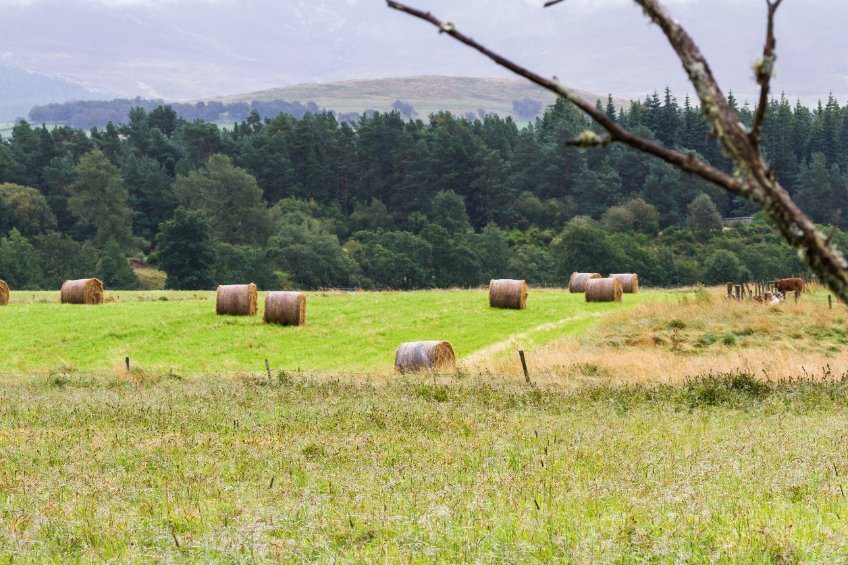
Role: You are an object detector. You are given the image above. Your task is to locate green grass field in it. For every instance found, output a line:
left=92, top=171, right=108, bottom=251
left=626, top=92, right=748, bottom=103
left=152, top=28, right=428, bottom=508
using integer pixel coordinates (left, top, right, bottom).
left=2, top=374, right=847, bottom=560
left=3, top=287, right=847, bottom=560
left=0, top=289, right=657, bottom=374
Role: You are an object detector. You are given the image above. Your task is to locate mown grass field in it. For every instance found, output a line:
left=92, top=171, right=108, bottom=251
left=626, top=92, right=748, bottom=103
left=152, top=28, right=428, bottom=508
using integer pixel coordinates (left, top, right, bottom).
left=3, top=286, right=848, bottom=560
left=0, top=288, right=657, bottom=374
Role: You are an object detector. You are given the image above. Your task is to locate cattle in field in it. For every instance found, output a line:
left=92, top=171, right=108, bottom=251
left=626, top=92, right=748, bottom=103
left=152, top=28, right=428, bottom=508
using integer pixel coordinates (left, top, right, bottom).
left=774, top=278, right=804, bottom=301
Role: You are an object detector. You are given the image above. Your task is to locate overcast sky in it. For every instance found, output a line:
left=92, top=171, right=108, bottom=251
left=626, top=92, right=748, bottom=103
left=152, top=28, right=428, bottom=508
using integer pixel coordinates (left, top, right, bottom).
left=1, top=0, right=846, bottom=103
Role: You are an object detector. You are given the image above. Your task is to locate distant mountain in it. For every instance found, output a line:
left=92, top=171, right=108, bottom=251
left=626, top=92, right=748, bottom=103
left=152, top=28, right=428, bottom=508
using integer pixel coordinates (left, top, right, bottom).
left=2, top=0, right=846, bottom=105
left=208, top=76, right=621, bottom=122
left=0, top=66, right=108, bottom=122
left=26, top=76, right=619, bottom=129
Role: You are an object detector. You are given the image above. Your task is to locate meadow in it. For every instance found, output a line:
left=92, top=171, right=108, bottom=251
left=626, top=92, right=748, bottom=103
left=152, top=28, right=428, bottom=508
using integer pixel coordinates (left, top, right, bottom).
left=0, top=288, right=657, bottom=374
left=2, top=371, right=848, bottom=560
left=2, top=286, right=848, bottom=560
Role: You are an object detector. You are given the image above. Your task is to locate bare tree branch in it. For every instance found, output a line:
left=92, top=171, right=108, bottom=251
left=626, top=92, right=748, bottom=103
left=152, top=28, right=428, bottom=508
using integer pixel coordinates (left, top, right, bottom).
left=385, top=1, right=744, bottom=193
left=750, top=0, right=783, bottom=149
left=386, top=0, right=848, bottom=303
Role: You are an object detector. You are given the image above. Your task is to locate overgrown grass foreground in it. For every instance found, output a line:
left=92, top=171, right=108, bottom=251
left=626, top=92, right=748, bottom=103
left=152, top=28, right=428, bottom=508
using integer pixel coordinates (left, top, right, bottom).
left=2, top=371, right=848, bottom=560
left=0, top=289, right=654, bottom=373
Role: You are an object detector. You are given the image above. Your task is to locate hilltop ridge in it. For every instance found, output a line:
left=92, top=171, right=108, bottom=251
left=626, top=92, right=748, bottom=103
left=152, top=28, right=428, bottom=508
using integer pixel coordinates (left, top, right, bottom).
left=206, top=75, right=626, bottom=121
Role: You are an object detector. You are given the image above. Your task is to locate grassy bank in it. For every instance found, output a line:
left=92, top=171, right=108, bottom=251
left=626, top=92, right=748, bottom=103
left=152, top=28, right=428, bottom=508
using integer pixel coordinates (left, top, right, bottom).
left=0, top=288, right=657, bottom=374
left=1, top=373, right=847, bottom=560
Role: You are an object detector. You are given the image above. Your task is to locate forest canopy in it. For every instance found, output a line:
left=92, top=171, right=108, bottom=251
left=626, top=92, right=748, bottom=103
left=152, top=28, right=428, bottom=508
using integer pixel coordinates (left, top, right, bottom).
left=2, top=89, right=847, bottom=290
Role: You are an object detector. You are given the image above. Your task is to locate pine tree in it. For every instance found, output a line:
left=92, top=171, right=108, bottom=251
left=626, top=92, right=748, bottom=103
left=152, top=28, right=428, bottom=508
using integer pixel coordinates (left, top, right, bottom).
left=67, top=149, right=135, bottom=250
left=687, top=194, right=723, bottom=238
left=0, top=228, right=43, bottom=288
left=156, top=208, right=216, bottom=290
left=98, top=238, right=139, bottom=289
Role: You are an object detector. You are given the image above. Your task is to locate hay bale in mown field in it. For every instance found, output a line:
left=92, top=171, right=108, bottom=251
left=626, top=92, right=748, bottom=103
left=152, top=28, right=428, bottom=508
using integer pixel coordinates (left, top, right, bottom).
left=60, top=278, right=104, bottom=305
left=0, top=280, right=8, bottom=306
left=569, top=272, right=601, bottom=293
left=609, top=273, right=639, bottom=293
left=216, top=283, right=257, bottom=316
left=488, top=279, right=528, bottom=309
left=585, top=277, right=623, bottom=303
left=395, top=341, right=456, bottom=372
left=263, top=291, right=306, bottom=326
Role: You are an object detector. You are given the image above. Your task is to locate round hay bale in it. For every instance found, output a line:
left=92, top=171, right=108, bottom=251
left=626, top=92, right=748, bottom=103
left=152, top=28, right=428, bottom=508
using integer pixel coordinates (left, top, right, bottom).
left=488, top=279, right=528, bottom=309
left=216, top=283, right=258, bottom=316
left=0, top=280, right=8, bottom=306
left=394, top=341, right=456, bottom=372
left=585, top=277, right=623, bottom=302
left=263, top=291, right=306, bottom=326
left=60, top=278, right=104, bottom=305
left=568, top=272, right=601, bottom=293
left=609, top=273, right=639, bottom=293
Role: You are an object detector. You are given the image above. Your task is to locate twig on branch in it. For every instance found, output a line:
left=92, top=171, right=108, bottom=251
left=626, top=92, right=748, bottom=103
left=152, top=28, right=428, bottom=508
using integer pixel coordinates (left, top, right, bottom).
left=386, top=0, right=848, bottom=303
left=750, top=0, right=783, bottom=148
left=566, top=131, right=612, bottom=148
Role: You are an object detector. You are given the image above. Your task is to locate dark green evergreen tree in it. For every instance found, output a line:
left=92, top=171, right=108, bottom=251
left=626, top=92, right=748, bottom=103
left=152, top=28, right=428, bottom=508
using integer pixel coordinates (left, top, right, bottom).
left=98, top=238, right=140, bottom=289
left=156, top=208, right=216, bottom=290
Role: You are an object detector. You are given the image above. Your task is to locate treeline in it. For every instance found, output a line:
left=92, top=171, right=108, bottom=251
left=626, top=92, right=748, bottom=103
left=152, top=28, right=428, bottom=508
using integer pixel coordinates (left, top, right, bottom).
left=2, top=88, right=848, bottom=290
left=29, top=97, right=324, bottom=129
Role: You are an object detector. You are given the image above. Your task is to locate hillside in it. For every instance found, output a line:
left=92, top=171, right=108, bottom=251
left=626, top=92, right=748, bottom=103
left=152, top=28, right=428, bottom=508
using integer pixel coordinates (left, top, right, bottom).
left=0, top=66, right=107, bottom=122
left=24, top=76, right=624, bottom=129
left=209, top=76, right=624, bottom=121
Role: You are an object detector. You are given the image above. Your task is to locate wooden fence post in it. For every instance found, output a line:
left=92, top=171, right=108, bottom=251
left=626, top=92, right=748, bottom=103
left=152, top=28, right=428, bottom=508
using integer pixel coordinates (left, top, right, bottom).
left=518, top=350, right=530, bottom=384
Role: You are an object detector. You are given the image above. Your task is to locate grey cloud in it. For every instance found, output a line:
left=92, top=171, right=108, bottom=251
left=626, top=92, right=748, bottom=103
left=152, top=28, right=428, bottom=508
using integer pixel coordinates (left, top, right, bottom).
left=0, top=0, right=844, bottom=102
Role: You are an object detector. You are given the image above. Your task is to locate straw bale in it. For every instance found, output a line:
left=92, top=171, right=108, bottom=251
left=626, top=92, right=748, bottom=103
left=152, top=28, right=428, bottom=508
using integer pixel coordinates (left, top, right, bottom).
left=60, top=278, right=104, bottom=305
left=585, top=277, right=623, bottom=302
left=609, top=273, right=639, bottom=293
left=395, top=341, right=456, bottom=372
left=568, top=272, right=601, bottom=293
left=263, top=291, right=306, bottom=325
left=488, top=279, right=528, bottom=309
left=216, top=283, right=258, bottom=316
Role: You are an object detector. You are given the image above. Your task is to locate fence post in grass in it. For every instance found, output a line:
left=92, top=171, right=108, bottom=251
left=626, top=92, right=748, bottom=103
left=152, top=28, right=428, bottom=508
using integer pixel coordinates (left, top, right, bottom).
left=518, top=350, right=530, bottom=384
left=829, top=295, right=833, bottom=309
left=726, top=283, right=733, bottom=299
left=125, top=356, right=130, bottom=373
left=265, top=359, right=272, bottom=381
left=734, top=285, right=742, bottom=301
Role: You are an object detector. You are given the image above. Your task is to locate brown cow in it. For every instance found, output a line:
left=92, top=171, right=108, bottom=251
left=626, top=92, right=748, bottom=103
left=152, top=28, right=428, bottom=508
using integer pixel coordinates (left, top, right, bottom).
left=774, top=278, right=805, bottom=301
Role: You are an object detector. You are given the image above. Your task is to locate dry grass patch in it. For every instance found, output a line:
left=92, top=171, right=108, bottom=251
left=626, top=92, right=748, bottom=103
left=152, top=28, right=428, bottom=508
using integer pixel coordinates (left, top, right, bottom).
left=473, top=288, right=848, bottom=383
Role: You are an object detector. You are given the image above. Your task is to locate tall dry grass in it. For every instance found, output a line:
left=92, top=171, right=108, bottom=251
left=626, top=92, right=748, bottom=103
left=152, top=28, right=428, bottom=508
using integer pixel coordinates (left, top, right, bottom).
left=470, top=288, right=848, bottom=384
